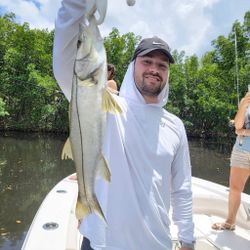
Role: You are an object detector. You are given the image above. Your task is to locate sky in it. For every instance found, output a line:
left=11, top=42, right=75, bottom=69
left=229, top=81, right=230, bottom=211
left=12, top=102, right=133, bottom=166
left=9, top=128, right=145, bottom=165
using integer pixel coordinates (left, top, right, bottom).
left=0, top=0, right=249, bottom=58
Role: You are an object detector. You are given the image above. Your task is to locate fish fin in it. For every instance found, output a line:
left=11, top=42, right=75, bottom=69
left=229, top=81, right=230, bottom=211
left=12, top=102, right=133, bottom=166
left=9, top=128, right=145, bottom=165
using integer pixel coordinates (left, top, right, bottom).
left=98, top=155, right=111, bottom=182
left=102, top=88, right=122, bottom=114
left=107, top=86, right=119, bottom=95
left=75, top=196, right=91, bottom=220
left=61, top=138, right=73, bottom=160
left=92, top=195, right=107, bottom=224
left=75, top=195, right=107, bottom=224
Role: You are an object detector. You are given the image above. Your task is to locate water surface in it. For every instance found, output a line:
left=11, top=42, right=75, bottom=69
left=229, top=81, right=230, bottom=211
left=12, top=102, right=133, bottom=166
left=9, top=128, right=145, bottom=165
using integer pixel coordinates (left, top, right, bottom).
left=0, top=133, right=249, bottom=250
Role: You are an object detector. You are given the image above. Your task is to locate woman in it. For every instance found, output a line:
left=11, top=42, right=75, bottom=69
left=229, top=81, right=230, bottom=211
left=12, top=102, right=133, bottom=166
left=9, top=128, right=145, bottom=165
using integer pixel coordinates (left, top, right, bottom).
left=212, top=91, right=250, bottom=230
left=107, top=63, right=118, bottom=93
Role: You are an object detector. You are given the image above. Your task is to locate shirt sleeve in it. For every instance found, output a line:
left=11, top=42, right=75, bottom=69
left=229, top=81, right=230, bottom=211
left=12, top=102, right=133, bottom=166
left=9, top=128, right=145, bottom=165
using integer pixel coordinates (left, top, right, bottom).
left=171, top=122, right=195, bottom=244
left=53, top=0, right=87, bottom=101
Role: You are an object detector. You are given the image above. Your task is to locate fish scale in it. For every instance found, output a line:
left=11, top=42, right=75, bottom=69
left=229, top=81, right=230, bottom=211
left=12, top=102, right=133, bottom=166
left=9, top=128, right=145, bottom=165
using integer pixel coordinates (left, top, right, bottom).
left=62, top=15, right=122, bottom=223
left=61, top=0, right=135, bottom=223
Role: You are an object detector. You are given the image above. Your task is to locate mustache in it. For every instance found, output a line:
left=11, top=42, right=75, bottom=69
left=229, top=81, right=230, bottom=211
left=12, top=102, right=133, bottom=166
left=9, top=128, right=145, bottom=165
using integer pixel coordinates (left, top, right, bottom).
left=143, top=72, right=162, bottom=82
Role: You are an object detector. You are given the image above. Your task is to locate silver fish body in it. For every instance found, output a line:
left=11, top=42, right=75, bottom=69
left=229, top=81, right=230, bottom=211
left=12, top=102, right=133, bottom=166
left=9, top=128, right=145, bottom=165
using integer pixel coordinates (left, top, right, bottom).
left=69, top=17, right=110, bottom=222
left=62, top=3, right=126, bottom=223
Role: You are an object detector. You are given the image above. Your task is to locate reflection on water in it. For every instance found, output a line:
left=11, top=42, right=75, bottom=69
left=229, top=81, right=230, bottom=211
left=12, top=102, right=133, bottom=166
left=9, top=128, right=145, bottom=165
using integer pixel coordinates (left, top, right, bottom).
left=190, top=138, right=232, bottom=187
left=190, top=138, right=250, bottom=194
left=0, top=132, right=74, bottom=250
left=0, top=133, right=249, bottom=250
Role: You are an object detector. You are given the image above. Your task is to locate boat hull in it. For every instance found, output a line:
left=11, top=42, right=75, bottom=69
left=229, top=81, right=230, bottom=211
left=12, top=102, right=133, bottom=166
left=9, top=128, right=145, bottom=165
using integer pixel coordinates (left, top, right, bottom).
left=22, top=176, right=250, bottom=250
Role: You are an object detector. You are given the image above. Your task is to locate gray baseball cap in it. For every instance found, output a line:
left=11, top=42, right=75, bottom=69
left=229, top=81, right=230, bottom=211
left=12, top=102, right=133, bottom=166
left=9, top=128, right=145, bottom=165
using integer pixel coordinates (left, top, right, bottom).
left=132, top=36, right=175, bottom=63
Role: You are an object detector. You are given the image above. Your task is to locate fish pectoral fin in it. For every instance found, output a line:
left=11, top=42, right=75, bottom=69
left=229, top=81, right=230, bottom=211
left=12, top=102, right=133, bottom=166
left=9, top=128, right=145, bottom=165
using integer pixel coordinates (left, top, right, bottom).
left=102, top=88, right=122, bottom=114
left=98, top=155, right=111, bottom=182
left=107, top=86, right=119, bottom=95
left=61, top=137, right=73, bottom=160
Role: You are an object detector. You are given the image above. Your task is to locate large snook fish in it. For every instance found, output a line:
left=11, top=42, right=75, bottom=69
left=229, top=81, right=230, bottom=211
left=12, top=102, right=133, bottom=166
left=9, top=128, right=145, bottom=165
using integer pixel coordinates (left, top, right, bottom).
left=62, top=16, right=122, bottom=223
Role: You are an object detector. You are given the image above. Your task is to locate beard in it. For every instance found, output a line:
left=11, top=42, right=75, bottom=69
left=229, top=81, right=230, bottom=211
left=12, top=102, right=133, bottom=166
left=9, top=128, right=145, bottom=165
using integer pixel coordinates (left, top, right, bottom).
left=136, top=73, right=165, bottom=97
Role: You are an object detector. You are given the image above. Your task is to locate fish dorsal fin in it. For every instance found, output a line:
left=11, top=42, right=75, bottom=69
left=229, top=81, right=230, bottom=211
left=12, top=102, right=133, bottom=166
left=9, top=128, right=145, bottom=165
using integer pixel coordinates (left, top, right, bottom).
left=97, top=155, right=111, bottom=182
left=102, top=88, right=122, bottom=114
left=61, top=137, right=73, bottom=160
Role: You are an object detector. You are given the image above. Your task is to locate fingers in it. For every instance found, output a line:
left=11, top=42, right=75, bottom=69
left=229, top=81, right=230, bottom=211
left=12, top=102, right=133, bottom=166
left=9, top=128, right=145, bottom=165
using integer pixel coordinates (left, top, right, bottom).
left=235, top=128, right=245, bottom=136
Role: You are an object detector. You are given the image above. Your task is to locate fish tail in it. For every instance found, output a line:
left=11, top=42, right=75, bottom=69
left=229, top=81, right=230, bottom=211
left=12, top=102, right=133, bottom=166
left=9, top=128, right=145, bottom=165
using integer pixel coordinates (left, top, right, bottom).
left=92, top=195, right=107, bottom=223
left=102, top=88, right=122, bottom=114
left=75, top=195, right=107, bottom=223
left=75, top=197, right=91, bottom=220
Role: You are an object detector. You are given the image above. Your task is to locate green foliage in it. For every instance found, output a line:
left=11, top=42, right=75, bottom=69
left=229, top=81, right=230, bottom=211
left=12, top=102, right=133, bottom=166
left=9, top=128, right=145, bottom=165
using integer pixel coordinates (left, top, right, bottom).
left=166, top=12, right=250, bottom=137
left=0, top=98, right=9, bottom=117
left=104, top=28, right=141, bottom=87
left=0, top=13, right=66, bottom=131
left=0, top=11, right=250, bottom=138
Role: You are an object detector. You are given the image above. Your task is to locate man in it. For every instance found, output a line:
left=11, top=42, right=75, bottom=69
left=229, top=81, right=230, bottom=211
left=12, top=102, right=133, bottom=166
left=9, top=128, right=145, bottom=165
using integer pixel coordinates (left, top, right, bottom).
left=53, top=1, right=195, bottom=249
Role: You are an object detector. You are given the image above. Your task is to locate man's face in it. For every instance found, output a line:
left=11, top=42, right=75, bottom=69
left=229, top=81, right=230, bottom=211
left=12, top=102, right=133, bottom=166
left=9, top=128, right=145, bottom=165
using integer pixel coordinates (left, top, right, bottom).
left=134, top=50, right=169, bottom=101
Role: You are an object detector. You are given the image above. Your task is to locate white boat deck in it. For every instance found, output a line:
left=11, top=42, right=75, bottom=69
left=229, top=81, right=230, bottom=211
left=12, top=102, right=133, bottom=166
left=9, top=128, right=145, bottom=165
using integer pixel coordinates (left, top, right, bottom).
left=21, top=175, right=81, bottom=250
left=171, top=213, right=250, bottom=250
left=188, top=177, right=250, bottom=250
left=22, top=176, right=250, bottom=250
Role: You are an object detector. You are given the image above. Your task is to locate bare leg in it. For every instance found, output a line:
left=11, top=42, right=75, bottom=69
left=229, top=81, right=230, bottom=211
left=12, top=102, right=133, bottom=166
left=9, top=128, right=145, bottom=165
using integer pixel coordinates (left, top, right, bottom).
left=226, top=166, right=250, bottom=224
left=212, top=166, right=250, bottom=230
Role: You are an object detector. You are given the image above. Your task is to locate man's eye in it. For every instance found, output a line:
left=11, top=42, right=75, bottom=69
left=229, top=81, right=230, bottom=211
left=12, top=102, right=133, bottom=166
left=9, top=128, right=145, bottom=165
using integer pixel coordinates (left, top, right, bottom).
left=143, top=60, right=151, bottom=65
left=159, top=64, right=168, bottom=70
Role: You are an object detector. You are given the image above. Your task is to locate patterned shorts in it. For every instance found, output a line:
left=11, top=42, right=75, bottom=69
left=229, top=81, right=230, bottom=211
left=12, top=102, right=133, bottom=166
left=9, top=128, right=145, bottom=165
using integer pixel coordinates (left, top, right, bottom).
left=230, top=148, right=250, bottom=170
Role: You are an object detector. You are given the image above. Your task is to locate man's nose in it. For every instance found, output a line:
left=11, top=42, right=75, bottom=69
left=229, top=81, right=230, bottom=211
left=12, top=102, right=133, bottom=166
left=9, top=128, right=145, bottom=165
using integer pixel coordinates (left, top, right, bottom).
left=149, top=63, right=159, bottom=73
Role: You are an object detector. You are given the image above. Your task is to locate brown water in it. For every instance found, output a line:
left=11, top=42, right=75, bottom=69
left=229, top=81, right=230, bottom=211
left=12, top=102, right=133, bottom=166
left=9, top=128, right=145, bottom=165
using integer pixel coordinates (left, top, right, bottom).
left=0, top=133, right=249, bottom=250
left=0, top=133, right=75, bottom=250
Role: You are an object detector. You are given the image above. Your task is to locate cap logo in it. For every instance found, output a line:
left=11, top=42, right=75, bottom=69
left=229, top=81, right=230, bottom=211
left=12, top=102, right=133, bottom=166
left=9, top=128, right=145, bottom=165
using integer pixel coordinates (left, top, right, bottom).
left=152, top=41, right=164, bottom=46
